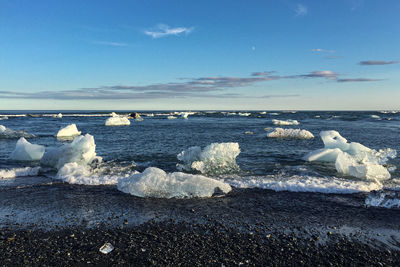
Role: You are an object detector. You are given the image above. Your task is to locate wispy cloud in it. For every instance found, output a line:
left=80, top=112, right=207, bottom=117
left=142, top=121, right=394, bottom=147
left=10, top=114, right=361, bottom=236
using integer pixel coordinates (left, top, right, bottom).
left=359, top=60, right=399, bottom=66
left=144, top=24, right=193, bottom=38
left=337, top=78, right=383, bottom=82
left=312, top=48, right=336, bottom=53
left=298, top=70, right=338, bottom=80
left=0, top=70, right=384, bottom=101
left=91, top=41, right=129, bottom=47
left=251, top=71, right=276, bottom=76
left=295, top=4, right=308, bottom=16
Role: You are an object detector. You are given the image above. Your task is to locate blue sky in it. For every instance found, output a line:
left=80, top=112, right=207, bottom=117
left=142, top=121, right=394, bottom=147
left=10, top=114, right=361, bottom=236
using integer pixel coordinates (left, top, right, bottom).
left=0, top=0, right=399, bottom=110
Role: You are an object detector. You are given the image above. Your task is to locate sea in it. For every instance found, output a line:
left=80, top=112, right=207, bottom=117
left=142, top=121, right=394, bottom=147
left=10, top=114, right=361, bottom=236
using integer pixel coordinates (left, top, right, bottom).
left=0, top=110, right=399, bottom=228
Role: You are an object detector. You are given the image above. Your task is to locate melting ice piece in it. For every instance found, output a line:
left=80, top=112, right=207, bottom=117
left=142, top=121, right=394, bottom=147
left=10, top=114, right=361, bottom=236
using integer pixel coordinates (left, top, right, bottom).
left=41, top=134, right=101, bottom=169
left=99, top=243, right=114, bottom=254
left=0, top=125, right=35, bottom=139
left=0, top=167, right=40, bottom=179
left=10, top=138, right=45, bottom=161
left=167, top=116, right=177, bottom=120
left=365, top=190, right=400, bottom=209
left=266, top=128, right=314, bottom=139
left=117, top=167, right=232, bottom=198
left=56, top=124, right=81, bottom=139
left=57, top=113, right=63, bottom=118
left=181, top=113, right=189, bottom=119
left=303, top=131, right=396, bottom=180
left=272, top=119, right=300, bottom=126
left=105, top=116, right=130, bottom=126
left=177, top=143, right=241, bottom=175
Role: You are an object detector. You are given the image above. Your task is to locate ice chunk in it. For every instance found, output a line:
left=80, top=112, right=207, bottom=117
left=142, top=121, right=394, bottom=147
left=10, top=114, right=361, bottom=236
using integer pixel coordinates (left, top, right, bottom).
left=266, top=128, right=314, bottom=139
left=272, top=119, right=300, bottom=126
left=105, top=116, right=130, bottom=126
left=56, top=124, right=81, bottom=139
left=366, top=190, right=400, bottom=209
left=0, top=167, right=40, bottom=179
left=117, top=167, right=232, bottom=198
left=41, top=134, right=100, bottom=169
left=10, top=138, right=45, bottom=161
left=99, top=243, right=114, bottom=254
left=57, top=113, right=62, bottom=118
left=167, top=116, right=177, bottom=119
left=304, top=131, right=396, bottom=180
left=0, top=125, right=35, bottom=139
left=238, top=112, right=251, bottom=116
left=177, top=143, right=240, bottom=175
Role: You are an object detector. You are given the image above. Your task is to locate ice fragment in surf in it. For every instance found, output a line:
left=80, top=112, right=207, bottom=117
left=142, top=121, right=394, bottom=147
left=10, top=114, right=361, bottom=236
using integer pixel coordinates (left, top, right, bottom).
left=177, top=143, right=240, bottom=175
left=117, top=167, right=232, bottom=198
left=365, top=190, right=400, bottom=209
left=99, top=243, right=114, bottom=254
left=105, top=116, right=130, bottom=126
left=272, top=119, right=300, bottom=126
left=0, top=125, right=35, bottom=139
left=266, top=128, right=314, bottom=139
left=10, top=137, right=45, bottom=161
left=41, top=134, right=101, bottom=169
left=304, top=131, right=395, bottom=180
left=56, top=124, right=81, bottom=139
left=0, top=167, right=40, bottom=179
left=167, top=116, right=177, bottom=119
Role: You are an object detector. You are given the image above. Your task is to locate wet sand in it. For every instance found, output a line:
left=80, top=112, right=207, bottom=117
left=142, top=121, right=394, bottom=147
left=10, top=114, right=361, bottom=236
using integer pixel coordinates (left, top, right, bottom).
left=1, top=184, right=400, bottom=265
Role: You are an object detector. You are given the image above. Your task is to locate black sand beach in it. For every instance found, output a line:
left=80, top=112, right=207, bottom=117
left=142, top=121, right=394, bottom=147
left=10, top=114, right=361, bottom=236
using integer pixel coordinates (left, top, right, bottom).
left=1, top=185, right=400, bottom=266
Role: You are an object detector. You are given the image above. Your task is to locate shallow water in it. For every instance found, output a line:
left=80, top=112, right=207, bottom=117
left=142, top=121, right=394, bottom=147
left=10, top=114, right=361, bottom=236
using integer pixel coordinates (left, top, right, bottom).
left=0, top=110, right=399, bottom=211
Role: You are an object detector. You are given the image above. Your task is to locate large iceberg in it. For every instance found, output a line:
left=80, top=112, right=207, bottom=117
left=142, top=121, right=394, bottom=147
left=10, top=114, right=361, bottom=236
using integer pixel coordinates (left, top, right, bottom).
left=117, top=167, right=232, bottom=198
left=56, top=124, right=81, bottom=139
left=303, top=131, right=396, bottom=180
left=266, top=128, right=314, bottom=139
left=272, top=119, right=300, bottom=126
left=177, top=142, right=241, bottom=175
left=10, top=138, right=45, bottom=161
left=41, top=134, right=101, bottom=169
left=0, top=125, right=35, bottom=139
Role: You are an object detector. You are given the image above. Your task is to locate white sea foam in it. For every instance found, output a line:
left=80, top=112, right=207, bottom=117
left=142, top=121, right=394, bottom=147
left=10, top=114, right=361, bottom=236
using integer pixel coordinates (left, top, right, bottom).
left=117, top=167, right=232, bottom=198
left=0, top=167, right=40, bottom=179
left=41, top=134, right=101, bottom=169
left=227, top=175, right=382, bottom=194
left=266, top=128, right=314, bottom=139
left=177, top=143, right=241, bottom=175
left=272, top=119, right=300, bottom=126
left=56, top=124, right=81, bottom=139
left=0, top=125, right=35, bottom=139
left=105, top=116, right=130, bottom=126
left=303, top=131, right=396, bottom=180
left=365, top=191, right=400, bottom=209
left=10, top=138, right=45, bottom=161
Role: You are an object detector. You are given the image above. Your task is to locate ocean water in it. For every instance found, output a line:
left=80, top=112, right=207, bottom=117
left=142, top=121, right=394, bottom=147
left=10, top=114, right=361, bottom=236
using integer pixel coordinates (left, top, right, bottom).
left=1, top=110, right=400, bottom=214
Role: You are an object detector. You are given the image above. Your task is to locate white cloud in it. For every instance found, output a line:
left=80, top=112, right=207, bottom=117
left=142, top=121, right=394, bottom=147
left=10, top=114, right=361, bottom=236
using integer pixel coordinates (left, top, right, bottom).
left=144, top=24, right=193, bottom=38
left=295, top=4, right=308, bottom=16
left=312, top=48, right=336, bottom=53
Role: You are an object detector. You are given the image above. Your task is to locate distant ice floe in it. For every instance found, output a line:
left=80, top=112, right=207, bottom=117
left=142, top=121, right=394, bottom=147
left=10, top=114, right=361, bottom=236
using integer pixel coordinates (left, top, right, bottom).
left=303, top=131, right=396, bottom=181
left=177, top=143, right=241, bottom=175
left=10, top=138, right=45, bottom=161
left=365, top=190, right=400, bottom=209
left=227, top=175, right=382, bottom=194
left=238, top=112, right=251, bottom=117
left=0, top=167, right=40, bottom=179
left=56, top=124, right=81, bottom=139
left=0, top=116, right=8, bottom=120
left=272, top=119, right=300, bottom=126
left=105, top=115, right=130, bottom=126
left=0, top=125, right=35, bottom=139
left=244, top=131, right=254, bottom=135
left=370, top=115, right=381, bottom=119
left=42, top=134, right=101, bottom=169
left=266, top=128, right=314, bottom=139
left=167, top=116, right=177, bottom=120
left=117, top=167, right=232, bottom=198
